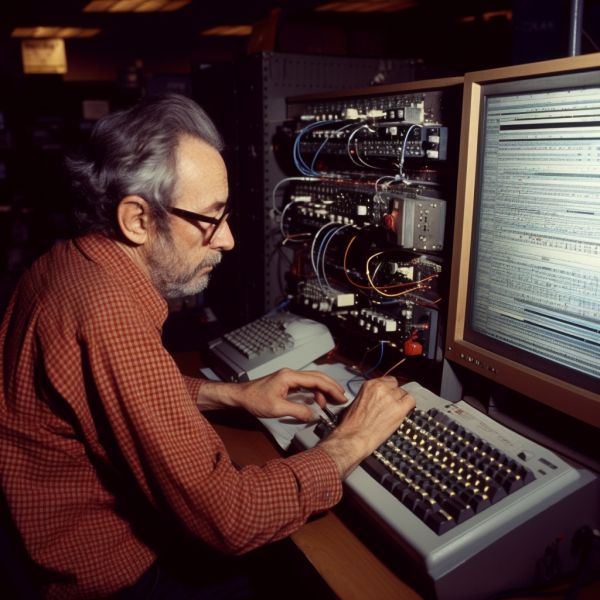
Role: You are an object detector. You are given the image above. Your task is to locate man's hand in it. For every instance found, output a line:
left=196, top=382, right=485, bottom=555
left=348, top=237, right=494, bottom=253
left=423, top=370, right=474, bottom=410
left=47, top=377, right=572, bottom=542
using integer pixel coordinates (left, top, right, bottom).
left=319, top=376, right=415, bottom=479
left=197, top=368, right=346, bottom=421
left=235, top=368, right=347, bottom=421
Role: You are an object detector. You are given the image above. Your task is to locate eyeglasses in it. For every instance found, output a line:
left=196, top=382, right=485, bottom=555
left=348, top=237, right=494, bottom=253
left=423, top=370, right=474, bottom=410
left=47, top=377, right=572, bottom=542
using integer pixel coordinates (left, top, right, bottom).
left=167, top=204, right=231, bottom=242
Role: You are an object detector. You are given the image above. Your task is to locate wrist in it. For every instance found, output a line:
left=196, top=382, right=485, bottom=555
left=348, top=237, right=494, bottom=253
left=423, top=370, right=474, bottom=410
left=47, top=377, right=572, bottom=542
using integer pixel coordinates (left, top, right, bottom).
left=197, top=381, right=241, bottom=410
left=318, top=427, right=371, bottom=479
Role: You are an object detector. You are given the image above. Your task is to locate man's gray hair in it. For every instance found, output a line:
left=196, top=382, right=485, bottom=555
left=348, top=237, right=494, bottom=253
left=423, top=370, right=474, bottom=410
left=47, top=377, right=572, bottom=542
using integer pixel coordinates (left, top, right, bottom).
left=67, top=94, right=224, bottom=237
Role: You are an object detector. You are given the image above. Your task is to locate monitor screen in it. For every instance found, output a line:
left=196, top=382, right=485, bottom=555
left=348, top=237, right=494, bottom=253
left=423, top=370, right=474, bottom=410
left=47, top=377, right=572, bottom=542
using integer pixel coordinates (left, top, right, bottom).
left=445, top=53, right=600, bottom=428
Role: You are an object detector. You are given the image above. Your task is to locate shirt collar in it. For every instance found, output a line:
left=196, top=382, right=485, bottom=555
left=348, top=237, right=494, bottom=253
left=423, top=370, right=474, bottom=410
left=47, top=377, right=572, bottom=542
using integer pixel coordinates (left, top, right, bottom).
left=74, top=234, right=168, bottom=329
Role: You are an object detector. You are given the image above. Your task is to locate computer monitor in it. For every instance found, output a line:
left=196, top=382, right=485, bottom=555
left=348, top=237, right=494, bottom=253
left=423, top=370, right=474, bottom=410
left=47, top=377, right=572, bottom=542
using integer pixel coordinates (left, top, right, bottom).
left=445, top=53, right=600, bottom=431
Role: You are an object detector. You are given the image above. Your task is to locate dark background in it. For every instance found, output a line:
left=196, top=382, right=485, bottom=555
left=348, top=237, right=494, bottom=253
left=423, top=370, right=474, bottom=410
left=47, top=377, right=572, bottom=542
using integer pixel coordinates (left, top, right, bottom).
left=1, top=0, right=599, bottom=329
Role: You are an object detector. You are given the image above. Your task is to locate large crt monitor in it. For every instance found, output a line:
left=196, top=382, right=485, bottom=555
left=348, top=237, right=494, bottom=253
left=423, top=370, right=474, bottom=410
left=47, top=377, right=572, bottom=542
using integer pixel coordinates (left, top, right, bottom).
left=444, top=53, right=600, bottom=434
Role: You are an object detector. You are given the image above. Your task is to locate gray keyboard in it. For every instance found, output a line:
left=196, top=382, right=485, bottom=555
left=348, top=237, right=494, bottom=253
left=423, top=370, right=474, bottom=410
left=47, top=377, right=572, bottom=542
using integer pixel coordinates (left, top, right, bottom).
left=293, top=381, right=598, bottom=599
left=207, top=312, right=335, bottom=382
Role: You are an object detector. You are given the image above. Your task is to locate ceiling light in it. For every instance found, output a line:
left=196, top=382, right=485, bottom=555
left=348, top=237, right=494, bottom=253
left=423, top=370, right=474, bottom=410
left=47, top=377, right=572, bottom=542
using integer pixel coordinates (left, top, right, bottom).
left=84, top=0, right=191, bottom=13
left=12, top=27, right=101, bottom=38
left=483, top=10, right=512, bottom=22
left=200, top=25, right=253, bottom=37
left=315, top=1, right=417, bottom=13
left=457, top=10, right=512, bottom=24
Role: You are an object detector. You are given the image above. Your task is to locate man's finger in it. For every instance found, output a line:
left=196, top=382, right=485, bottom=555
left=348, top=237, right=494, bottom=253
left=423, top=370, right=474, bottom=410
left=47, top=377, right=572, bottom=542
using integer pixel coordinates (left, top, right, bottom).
left=279, top=370, right=346, bottom=403
left=281, top=400, right=315, bottom=423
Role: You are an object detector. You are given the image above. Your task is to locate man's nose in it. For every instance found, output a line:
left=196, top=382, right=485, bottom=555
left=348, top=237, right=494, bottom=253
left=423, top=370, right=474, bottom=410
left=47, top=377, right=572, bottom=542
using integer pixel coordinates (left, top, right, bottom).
left=210, top=220, right=235, bottom=251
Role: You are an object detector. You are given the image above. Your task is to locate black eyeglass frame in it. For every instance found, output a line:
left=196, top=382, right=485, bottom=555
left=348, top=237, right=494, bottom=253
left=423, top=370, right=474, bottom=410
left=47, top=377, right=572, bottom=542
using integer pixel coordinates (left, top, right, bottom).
left=166, top=204, right=232, bottom=239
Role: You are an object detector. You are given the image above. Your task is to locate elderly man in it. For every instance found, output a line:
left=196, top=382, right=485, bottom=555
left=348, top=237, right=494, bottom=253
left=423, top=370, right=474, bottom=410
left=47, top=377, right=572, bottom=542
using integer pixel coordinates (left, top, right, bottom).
left=0, top=94, right=414, bottom=599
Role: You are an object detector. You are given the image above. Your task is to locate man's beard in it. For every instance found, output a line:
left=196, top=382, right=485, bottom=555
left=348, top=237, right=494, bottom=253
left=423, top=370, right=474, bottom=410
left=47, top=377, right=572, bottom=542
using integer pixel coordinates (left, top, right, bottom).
left=145, top=231, right=222, bottom=299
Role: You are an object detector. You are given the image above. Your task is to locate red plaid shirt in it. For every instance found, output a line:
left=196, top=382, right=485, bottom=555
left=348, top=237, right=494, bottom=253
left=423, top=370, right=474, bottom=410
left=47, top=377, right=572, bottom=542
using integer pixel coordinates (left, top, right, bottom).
left=0, top=234, right=342, bottom=599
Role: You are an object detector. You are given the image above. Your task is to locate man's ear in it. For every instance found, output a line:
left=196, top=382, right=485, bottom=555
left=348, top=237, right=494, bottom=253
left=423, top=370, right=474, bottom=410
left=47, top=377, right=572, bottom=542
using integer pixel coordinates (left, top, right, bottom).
left=116, top=196, right=151, bottom=245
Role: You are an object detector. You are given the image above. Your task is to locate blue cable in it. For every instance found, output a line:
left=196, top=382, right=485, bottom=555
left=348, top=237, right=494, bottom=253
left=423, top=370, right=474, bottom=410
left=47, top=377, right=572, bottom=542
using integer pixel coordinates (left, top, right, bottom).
left=345, top=341, right=386, bottom=396
left=346, top=376, right=364, bottom=397
left=310, top=222, right=338, bottom=287
left=364, top=341, right=386, bottom=377
left=315, top=225, right=342, bottom=290
left=274, top=297, right=291, bottom=312
left=309, top=121, right=357, bottom=173
left=293, top=119, right=343, bottom=176
left=293, top=121, right=324, bottom=175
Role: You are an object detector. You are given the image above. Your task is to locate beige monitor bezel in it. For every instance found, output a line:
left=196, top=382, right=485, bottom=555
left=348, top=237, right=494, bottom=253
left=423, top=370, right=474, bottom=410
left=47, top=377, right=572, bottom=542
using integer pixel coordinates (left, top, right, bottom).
left=445, top=53, right=600, bottom=429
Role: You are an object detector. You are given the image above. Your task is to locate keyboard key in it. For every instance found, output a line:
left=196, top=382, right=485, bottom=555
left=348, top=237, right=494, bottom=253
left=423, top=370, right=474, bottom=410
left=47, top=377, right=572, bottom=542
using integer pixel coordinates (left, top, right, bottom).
left=387, top=481, right=410, bottom=501
left=503, top=475, right=524, bottom=494
left=459, top=490, right=491, bottom=513
left=401, top=490, right=422, bottom=511
left=414, top=500, right=432, bottom=520
left=362, top=456, right=390, bottom=484
left=425, top=510, right=456, bottom=534
left=440, top=497, right=474, bottom=523
left=484, top=483, right=507, bottom=503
